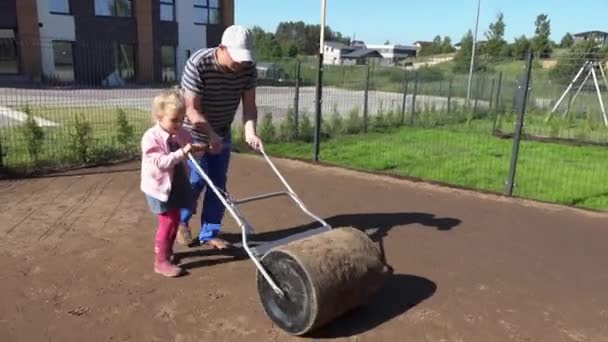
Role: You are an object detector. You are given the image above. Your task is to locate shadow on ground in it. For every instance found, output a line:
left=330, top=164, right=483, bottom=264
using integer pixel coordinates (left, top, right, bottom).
left=310, top=273, right=437, bottom=338
left=174, top=247, right=248, bottom=271
left=224, top=211, right=461, bottom=244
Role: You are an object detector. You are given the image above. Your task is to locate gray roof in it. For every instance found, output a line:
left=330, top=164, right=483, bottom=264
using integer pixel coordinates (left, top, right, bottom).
left=342, top=48, right=383, bottom=59
left=573, top=31, right=608, bottom=37
left=325, top=41, right=349, bottom=49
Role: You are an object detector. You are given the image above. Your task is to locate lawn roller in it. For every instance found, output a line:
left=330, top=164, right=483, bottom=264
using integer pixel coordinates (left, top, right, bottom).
left=187, top=148, right=389, bottom=336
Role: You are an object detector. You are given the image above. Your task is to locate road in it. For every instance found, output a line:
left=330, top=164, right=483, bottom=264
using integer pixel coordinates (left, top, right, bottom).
left=0, top=86, right=489, bottom=127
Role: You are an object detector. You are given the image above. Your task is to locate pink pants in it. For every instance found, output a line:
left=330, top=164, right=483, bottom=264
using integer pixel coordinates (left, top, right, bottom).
left=155, top=209, right=180, bottom=261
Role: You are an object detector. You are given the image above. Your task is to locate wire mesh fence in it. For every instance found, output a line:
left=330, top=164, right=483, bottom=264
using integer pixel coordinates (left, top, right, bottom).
left=1, top=41, right=607, bottom=211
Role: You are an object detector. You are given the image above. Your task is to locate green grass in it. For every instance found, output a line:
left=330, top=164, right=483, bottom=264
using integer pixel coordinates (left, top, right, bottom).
left=263, top=123, right=608, bottom=211
left=1, top=106, right=150, bottom=172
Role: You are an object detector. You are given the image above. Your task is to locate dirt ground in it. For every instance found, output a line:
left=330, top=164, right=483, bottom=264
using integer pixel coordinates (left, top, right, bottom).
left=1, top=153, right=607, bottom=342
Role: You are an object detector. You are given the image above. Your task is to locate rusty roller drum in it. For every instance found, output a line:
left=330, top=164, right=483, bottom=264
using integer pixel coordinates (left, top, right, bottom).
left=256, top=227, right=389, bottom=336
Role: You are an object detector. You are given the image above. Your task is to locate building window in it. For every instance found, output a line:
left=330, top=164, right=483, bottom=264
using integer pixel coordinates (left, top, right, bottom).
left=95, top=0, right=133, bottom=17
left=49, top=0, right=70, bottom=14
left=52, top=41, right=74, bottom=82
left=0, top=29, right=18, bottom=74
left=113, top=42, right=135, bottom=81
left=161, top=46, right=176, bottom=82
left=160, top=0, right=175, bottom=21
left=194, top=0, right=221, bottom=25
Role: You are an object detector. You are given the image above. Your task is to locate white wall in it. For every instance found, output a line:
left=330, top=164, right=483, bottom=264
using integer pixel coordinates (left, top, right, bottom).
left=36, top=0, right=75, bottom=79
left=175, top=0, right=207, bottom=79
left=323, top=44, right=344, bottom=65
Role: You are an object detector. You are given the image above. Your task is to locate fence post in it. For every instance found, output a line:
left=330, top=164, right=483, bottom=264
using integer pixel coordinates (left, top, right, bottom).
left=505, top=50, right=534, bottom=197
left=313, top=49, right=324, bottom=161
left=0, top=140, right=4, bottom=170
left=401, top=69, right=408, bottom=124
left=294, top=59, right=301, bottom=134
left=473, top=76, right=483, bottom=115
left=410, top=72, right=418, bottom=125
left=363, top=63, right=370, bottom=133
left=447, top=78, right=452, bottom=114
left=489, top=78, right=496, bottom=111
left=495, top=72, right=503, bottom=113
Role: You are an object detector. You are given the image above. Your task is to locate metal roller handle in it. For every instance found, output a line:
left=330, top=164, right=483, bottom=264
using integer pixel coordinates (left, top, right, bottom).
left=186, top=151, right=285, bottom=298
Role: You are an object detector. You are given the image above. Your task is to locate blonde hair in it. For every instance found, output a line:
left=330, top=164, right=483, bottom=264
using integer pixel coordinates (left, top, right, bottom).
left=151, top=87, right=186, bottom=122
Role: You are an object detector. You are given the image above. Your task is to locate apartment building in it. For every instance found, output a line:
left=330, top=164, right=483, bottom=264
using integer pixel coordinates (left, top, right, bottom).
left=0, top=0, right=234, bottom=85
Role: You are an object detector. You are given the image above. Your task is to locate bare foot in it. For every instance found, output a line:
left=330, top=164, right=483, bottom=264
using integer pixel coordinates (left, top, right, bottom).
left=205, top=238, right=232, bottom=250
left=176, top=224, right=193, bottom=246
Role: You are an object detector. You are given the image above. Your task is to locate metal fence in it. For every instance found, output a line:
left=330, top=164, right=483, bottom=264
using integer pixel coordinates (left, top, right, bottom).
left=1, top=48, right=607, bottom=211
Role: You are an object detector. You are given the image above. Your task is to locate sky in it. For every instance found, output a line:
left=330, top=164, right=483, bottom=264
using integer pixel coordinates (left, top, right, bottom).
left=234, top=0, right=607, bottom=46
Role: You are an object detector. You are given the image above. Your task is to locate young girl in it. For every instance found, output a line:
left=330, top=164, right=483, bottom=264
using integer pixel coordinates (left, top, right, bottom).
left=140, top=89, right=206, bottom=277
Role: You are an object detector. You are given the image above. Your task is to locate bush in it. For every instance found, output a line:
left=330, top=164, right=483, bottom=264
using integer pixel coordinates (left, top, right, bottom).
left=258, top=112, right=276, bottom=143
left=344, top=108, right=363, bottom=134
left=298, top=113, right=314, bottom=142
left=371, top=112, right=387, bottom=132
left=68, top=113, right=93, bottom=163
left=115, top=108, right=134, bottom=145
left=19, top=105, right=45, bottom=162
left=326, top=105, right=344, bottom=137
left=277, top=108, right=298, bottom=142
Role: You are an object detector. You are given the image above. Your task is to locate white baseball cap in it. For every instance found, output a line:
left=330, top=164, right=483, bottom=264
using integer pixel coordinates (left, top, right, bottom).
left=221, top=25, right=255, bottom=62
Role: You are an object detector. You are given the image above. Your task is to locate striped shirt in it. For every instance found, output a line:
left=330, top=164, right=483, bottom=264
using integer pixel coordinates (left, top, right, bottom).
left=180, top=47, right=257, bottom=143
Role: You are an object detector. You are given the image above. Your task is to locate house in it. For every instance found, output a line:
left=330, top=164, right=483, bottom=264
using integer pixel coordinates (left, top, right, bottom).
left=365, top=44, right=417, bottom=65
left=413, top=41, right=433, bottom=50
left=323, top=40, right=416, bottom=66
left=0, top=0, right=234, bottom=85
left=573, top=31, right=608, bottom=47
left=322, top=41, right=355, bottom=65
left=341, top=48, right=383, bottom=65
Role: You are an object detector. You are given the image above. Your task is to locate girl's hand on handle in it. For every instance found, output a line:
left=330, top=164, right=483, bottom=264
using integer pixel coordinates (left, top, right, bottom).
left=181, top=143, right=192, bottom=155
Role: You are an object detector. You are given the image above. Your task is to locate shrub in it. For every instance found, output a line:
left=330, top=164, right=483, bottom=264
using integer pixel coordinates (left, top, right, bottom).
left=19, top=105, right=45, bottom=162
left=68, top=113, right=93, bottom=163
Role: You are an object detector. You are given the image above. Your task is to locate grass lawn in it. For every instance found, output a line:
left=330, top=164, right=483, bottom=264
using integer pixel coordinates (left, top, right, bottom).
left=263, top=124, right=608, bottom=211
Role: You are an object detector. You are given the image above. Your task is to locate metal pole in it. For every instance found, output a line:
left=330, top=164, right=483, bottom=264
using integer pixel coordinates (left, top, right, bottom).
left=590, top=65, right=608, bottom=126
left=410, top=72, right=418, bottom=125
left=447, top=78, right=452, bottom=114
left=564, top=68, right=593, bottom=118
left=313, top=0, right=327, bottom=162
left=505, top=50, right=533, bottom=197
left=363, top=63, right=370, bottom=133
left=546, top=61, right=588, bottom=121
left=599, top=61, right=608, bottom=90
left=401, top=68, right=408, bottom=124
left=466, top=0, right=481, bottom=107
left=294, top=59, right=301, bottom=134
left=495, top=72, right=503, bottom=112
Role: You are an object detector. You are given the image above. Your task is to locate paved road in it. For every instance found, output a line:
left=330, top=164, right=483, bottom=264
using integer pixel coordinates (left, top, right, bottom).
left=0, top=86, right=490, bottom=127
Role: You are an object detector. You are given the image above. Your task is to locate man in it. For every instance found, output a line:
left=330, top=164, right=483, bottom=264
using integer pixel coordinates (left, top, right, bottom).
left=177, top=25, right=262, bottom=249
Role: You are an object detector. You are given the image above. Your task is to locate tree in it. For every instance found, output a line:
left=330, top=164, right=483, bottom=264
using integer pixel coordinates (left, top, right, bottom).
left=484, top=12, right=506, bottom=58
left=441, top=36, right=455, bottom=53
left=512, top=35, right=531, bottom=60
left=251, top=26, right=283, bottom=60
left=274, top=21, right=349, bottom=55
left=533, top=14, right=552, bottom=58
left=384, top=40, right=391, bottom=45
left=453, top=30, right=476, bottom=73
left=560, top=33, right=574, bottom=48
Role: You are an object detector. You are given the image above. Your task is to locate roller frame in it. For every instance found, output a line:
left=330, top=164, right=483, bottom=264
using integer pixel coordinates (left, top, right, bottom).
left=187, top=148, right=332, bottom=298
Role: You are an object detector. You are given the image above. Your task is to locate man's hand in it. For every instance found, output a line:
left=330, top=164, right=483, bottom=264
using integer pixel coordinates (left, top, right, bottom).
left=245, top=131, right=263, bottom=151
left=208, top=132, right=224, bottom=155
left=191, top=143, right=207, bottom=153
